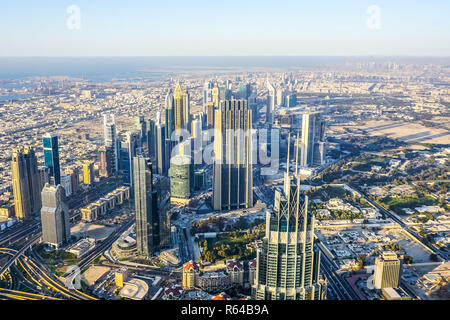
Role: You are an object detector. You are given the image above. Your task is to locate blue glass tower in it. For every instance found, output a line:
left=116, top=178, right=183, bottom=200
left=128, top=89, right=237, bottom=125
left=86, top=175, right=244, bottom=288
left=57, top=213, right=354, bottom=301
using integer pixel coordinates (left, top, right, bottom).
left=43, top=133, right=61, bottom=186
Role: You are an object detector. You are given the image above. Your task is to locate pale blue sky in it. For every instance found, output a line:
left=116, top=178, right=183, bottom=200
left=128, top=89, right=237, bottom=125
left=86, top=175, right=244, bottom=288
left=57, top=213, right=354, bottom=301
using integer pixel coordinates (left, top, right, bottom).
left=1, top=0, right=449, bottom=56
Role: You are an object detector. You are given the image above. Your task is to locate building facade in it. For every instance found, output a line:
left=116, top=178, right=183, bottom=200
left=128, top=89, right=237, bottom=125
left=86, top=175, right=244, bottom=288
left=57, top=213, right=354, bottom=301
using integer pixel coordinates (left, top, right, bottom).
left=11, top=146, right=42, bottom=220
left=252, top=175, right=326, bottom=300
left=40, top=184, right=70, bottom=249
left=43, top=133, right=61, bottom=186
left=213, top=100, right=253, bottom=211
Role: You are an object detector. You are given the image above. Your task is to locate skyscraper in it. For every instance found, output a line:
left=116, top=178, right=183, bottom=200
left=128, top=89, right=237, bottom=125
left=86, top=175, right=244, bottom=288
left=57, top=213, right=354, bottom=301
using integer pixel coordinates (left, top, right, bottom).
left=203, top=81, right=214, bottom=113
left=98, top=146, right=113, bottom=178
left=146, top=118, right=156, bottom=159
left=169, top=155, right=193, bottom=204
left=155, top=121, right=168, bottom=176
left=266, top=80, right=275, bottom=124
left=240, top=83, right=251, bottom=100
left=133, top=155, right=159, bottom=256
left=206, top=102, right=215, bottom=129
left=134, top=115, right=147, bottom=146
left=104, top=114, right=119, bottom=173
left=300, top=111, right=326, bottom=168
left=40, top=184, right=70, bottom=249
left=82, top=161, right=95, bottom=186
left=11, top=146, right=42, bottom=220
left=173, top=82, right=190, bottom=132
left=43, top=133, right=61, bottom=186
left=374, top=251, right=401, bottom=289
left=165, top=91, right=175, bottom=141
left=252, top=154, right=326, bottom=300
left=124, top=130, right=141, bottom=189
left=213, top=100, right=253, bottom=211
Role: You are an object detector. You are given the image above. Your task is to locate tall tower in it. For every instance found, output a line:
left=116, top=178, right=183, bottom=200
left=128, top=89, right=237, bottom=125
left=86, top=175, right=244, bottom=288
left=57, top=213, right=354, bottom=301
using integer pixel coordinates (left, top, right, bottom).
left=155, top=120, right=168, bottom=176
left=266, top=80, right=275, bottom=124
left=43, top=133, right=61, bottom=186
left=82, top=161, right=95, bottom=186
left=165, top=91, right=175, bottom=141
left=173, top=82, right=189, bottom=131
left=124, top=130, right=141, bottom=189
left=252, top=168, right=326, bottom=300
left=104, top=114, right=119, bottom=173
left=134, top=115, right=147, bottom=146
left=11, top=146, right=42, bottom=220
left=40, top=184, right=70, bottom=249
left=98, top=146, right=113, bottom=178
left=300, top=111, right=326, bottom=168
left=213, top=100, right=253, bottom=211
left=133, top=155, right=159, bottom=256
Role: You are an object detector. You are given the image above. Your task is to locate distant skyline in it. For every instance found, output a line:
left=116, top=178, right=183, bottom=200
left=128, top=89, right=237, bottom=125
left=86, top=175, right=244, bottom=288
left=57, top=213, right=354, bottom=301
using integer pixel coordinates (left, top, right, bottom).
left=1, top=1, right=449, bottom=57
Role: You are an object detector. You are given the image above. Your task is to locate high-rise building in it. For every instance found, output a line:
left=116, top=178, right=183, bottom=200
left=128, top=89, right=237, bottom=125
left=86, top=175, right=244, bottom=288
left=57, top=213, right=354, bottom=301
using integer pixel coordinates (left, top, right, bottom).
left=64, top=167, right=80, bottom=195
left=124, top=130, right=141, bottom=188
left=37, top=166, right=50, bottom=192
left=40, top=184, right=70, bottom=249
left=212, top=83, right=220, bottom=107
left=133, top=156, right=159, bottom=256
left=173, top=82, right=190, bottom=132
left=104, top=114, right=119, bottom=173
left=43, top=133, right=61, bottom=186
left=156, top=121, right=169, bottom=176
left=82, top=161, right=95, bottom=186
left=203, top=81, right=214, bottom=113
left=134, top=116, right=147, bottom=146
left=146, top=119, right=156, bottom=159
left=266, top=81, right=275, bottom=124
left=240, top=83, right=251, bottom=100
left=206, top=102, right=215, bottom=129
left=165, top=91, right=175, bottom=141
left=276, top=88, right=286, bottom=107
left=169, top=155, right=193, bottom=204
left=300, top=111, right=326, bottom=168
left=60, top=175, right=72, bottom=197
left=248, top=94, right=258, bottom=124
left=252, top=173, right=326, bottom=300
left=374, top=251, right=401, bottom=289
left=11, top=146, right=42, bottom=220
left=286, top=92, right=297, bottom=108
left=213, top=100, right=253, bottom=211
left=98, top=146, right=113, bottom=178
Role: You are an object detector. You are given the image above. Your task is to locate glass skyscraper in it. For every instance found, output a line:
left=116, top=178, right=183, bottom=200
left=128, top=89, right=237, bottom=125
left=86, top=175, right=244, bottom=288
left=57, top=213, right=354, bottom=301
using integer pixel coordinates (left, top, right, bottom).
left=43, top=133, right=61, bottom=186
left=133, top=155, right=159, bottom=256
left=252, top=173, right=327, bottom=300
left=213, top=100, right=253, bottom=211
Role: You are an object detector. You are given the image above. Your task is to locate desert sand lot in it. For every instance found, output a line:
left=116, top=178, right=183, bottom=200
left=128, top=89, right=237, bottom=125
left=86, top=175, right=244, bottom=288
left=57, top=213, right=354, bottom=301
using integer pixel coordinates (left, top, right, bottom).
left=71, top=222, right=116, bottom=241
left=342, top=120, right=450, bottom=144
left=81, top=265, right=111, bottom=287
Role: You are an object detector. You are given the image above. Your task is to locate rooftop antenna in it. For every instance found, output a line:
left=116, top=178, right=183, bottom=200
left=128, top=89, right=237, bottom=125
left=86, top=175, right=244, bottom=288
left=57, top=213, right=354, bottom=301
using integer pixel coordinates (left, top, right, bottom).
left=295, top=130, right=299, bottom=177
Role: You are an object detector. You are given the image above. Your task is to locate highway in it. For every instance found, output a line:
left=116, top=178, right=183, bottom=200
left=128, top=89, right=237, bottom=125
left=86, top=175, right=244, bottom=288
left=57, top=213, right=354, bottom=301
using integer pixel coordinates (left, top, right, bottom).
left=62, top=217, right=135, bottom=278
left=319, top=252, right=360, bottom=300
left=0, top=234, right=41, bottom=277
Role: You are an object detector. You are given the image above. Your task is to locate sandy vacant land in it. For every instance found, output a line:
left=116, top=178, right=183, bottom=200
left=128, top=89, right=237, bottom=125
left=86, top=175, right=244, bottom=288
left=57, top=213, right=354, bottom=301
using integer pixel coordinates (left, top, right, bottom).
left=356, top=120, right=450, bottom=144
left=71, top=222, right=116, bottom=241
left=331, top=120, right=450, bottom=145
left=81, top=265, right=111, bottom=287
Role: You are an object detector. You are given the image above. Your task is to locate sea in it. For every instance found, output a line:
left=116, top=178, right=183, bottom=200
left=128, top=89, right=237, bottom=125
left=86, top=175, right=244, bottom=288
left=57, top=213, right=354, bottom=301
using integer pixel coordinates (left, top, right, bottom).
left=0, top=56, right=448, bottom=83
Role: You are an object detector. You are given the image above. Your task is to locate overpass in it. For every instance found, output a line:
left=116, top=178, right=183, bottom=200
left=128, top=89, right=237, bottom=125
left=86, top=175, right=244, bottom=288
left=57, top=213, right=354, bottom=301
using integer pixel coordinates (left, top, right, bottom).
left=0, top=234, right=41, bottom=277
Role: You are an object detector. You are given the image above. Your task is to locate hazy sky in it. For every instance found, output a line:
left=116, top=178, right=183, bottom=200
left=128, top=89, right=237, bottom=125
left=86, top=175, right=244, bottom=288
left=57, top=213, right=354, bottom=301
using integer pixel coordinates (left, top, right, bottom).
left=1, top=0, right=449, bottom=56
